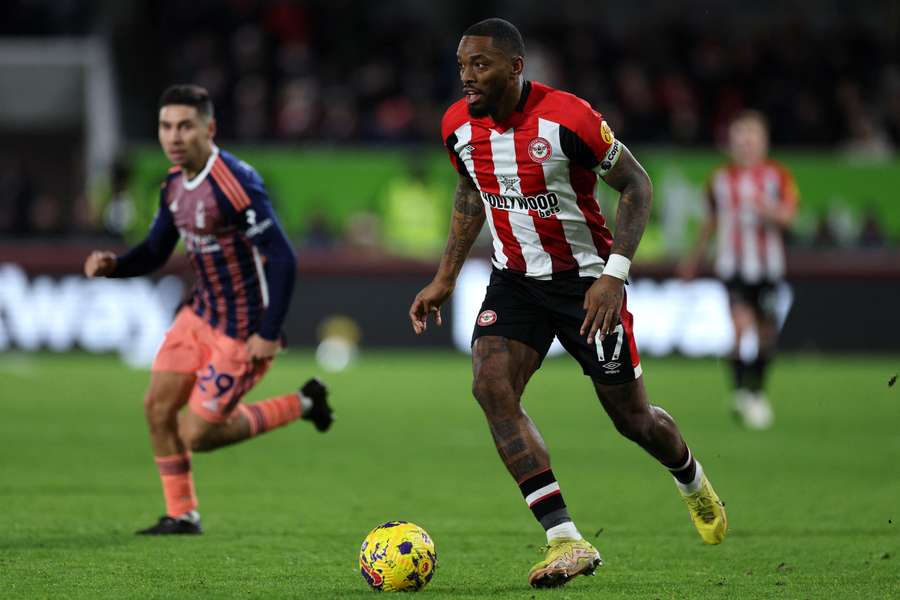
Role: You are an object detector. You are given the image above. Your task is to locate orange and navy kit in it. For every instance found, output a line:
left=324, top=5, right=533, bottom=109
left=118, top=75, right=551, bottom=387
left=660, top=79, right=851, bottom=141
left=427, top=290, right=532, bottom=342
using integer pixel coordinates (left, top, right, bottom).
left=110, top=147, right=296, bottom=422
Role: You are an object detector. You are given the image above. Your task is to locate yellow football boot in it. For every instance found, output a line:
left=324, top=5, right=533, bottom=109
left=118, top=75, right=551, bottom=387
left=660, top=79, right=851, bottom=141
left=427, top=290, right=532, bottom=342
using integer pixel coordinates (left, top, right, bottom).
left=527, top=538, right=602, bottom=588
left=680, top=473, right=728, bottom=544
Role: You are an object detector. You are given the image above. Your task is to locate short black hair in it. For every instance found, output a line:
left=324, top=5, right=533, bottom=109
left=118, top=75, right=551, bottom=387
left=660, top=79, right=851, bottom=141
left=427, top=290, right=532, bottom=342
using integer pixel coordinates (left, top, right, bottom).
left=158, top=84, right=214, bottom=119
left=732, top=109, right=769, bottom=131
left=463, top=18, right=525, bottom=57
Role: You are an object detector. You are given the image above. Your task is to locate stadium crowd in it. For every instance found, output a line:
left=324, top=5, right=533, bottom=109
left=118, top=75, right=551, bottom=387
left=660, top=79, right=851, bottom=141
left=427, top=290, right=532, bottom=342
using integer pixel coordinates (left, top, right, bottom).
left=3, top=0, right=898, bottom=150
left=145, top=1, right=900, bottom=152
left=0, top=0, right=897, bottom=247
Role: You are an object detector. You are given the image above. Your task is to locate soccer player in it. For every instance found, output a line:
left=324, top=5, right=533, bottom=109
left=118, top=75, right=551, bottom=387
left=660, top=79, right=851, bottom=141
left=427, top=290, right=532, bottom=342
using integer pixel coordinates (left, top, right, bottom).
left=84, top=85, right=334, bottom=535
left=680, top=111, right=798, bottom=429
left=409, top=19, right=727, bottom=589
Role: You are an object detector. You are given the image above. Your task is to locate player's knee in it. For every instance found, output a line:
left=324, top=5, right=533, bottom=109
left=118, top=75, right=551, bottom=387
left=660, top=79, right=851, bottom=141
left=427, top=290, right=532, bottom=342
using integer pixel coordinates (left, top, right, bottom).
left=178, top=426, right=212, bottom=452
left=180, top=424, right=213, bottom=453
left=472, top=372, right=517, bottom=416
left=187, top=432, right=214, bottom=453
left=757, top=332, right=778, bottom=355
left=612, top=409, right=654, bottom=445
left=651, top=405, right=675, bottom=425
left=143, top=389, right=178, bottom=429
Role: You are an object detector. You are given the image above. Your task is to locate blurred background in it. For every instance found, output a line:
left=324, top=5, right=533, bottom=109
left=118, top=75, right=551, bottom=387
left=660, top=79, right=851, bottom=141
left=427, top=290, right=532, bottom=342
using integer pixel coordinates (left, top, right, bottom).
left=3, top=7, right=897, bottom=597
left=0, top=0, right=898, bottom=364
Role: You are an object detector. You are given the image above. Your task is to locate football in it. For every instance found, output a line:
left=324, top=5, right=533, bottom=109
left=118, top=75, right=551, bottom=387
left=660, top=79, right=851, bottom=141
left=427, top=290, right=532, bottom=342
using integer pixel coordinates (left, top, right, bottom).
left=359, top=521, right=437, bottom=592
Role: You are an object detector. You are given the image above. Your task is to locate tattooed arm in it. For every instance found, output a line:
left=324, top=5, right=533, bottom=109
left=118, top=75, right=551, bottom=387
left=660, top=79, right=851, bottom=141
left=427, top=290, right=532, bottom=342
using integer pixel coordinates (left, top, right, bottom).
left=602, top=145, right=653, bottom=260
left=580, top=145, right=653, bottom=343
left=409, top=174, right=485, bottom=334
left=436, top=174, right=486, bottom=282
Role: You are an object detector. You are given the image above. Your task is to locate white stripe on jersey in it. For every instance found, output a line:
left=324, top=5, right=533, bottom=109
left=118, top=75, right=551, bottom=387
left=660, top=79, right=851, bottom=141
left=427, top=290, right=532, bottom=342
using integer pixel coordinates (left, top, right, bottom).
left=489, top=129, right=553, bottom=279
left=482, top=207, right=508, bottom=271
left=763, top=170, right=785, bottom=279
left=452, top=122, right=509, bottom=269
left=714, top=172, right=736, bottom=279
left=251, top=246, right=269, bottom=307
left=449, top=114, right=617, bottom=280
left=738, top=173, right=762, bottom=282
left=713, top=166, right=787, bottom=282
left=539, top=118, right=605, bottom=278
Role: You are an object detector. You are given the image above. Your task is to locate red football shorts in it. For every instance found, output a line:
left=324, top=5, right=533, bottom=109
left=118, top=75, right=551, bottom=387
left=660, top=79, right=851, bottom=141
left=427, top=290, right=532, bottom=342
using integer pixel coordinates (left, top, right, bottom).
left=152, top=308, right=271, bottom=423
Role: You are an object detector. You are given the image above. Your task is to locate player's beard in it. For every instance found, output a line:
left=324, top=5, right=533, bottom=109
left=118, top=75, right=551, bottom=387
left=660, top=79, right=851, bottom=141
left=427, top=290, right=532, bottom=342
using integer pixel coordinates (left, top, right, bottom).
left=467, top=102, right=490, bottom=118
left=466, top=87, right=502, bottom=119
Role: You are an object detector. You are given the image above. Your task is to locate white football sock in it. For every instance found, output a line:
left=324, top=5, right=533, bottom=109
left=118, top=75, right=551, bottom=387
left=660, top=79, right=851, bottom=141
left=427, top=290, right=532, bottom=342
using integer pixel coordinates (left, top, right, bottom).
left=176, top=510, right=200, bottom=523
left=546, top=521, right=583, bottom=543
left=298, top=392, right=313, bottom=414
left=675, top=460, right=704, bottom=495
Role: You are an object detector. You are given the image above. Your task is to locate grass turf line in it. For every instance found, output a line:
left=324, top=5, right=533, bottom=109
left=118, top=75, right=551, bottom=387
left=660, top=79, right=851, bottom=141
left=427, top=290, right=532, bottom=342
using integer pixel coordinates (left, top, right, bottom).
left=0, top=352, right=897, bottom=598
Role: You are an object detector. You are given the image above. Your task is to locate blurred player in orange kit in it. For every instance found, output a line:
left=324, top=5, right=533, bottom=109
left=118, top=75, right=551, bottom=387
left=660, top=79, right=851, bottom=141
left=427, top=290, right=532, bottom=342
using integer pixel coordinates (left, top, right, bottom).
left=84, top=84, right=334, bottom=534
left=681, top=110, right=799, bottom=429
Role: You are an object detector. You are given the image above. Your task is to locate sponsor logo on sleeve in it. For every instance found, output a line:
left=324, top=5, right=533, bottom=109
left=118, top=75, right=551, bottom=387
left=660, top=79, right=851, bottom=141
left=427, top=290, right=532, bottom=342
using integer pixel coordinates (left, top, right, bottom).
left=599, top=140, right=622, bottom=175
left=600, top=120, right=615, bottom=145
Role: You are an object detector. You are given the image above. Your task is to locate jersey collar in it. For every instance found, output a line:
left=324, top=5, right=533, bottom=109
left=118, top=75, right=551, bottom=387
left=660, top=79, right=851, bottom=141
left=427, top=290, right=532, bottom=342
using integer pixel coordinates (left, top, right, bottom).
left=515, top=80, right=532, bottom=112
left=490, top=80, right=533, bottom=132
left=182, top=145, right=220, bottom=191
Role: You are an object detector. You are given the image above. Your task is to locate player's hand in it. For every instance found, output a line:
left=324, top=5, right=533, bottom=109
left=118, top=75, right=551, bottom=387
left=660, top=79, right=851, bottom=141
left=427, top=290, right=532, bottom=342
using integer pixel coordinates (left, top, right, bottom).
left=246, top=334, right=280, bottom=362
left=409, top=278, right=455, bottom=334
left=84, top=251, right=117, bottom=278
left=756, top=203, right=791, bottom=229
left=581, top=275, right=624, bottom=344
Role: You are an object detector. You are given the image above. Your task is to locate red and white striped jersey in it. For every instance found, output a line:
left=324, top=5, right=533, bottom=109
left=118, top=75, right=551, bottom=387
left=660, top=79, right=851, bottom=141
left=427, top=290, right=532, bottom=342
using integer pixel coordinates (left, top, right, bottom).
left=442, top=81, right=622, bottom=280
left=707, top=161, right=799, bottom=283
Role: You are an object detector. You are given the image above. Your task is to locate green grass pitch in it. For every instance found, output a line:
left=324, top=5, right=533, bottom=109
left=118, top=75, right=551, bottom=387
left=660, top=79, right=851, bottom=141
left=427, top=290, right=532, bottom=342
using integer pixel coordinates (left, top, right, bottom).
left=1, top=351, right=897, bottom=599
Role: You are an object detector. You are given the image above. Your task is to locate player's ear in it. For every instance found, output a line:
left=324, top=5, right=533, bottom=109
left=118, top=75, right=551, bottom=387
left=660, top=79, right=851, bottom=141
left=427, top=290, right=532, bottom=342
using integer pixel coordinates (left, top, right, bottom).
left=207, top=117, right=217, bottom=140
left=510, top=55, right=524, bottom=78
left=511, top=56, right=524, bottom=74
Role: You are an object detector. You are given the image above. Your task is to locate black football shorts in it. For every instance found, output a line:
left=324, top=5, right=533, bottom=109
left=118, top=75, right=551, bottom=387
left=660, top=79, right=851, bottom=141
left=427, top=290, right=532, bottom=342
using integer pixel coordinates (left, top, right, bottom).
left=471, top=268, right=642, bottom=384
left=724, top=277, right=779, bottom=319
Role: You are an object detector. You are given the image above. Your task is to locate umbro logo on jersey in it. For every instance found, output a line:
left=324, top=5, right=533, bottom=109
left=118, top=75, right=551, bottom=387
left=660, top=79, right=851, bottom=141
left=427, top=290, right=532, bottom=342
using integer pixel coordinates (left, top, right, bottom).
left=459, top=144, right=475, bottom=159
left=528, top=137, right=552, bottom=163
left=603, top=361, right=621, bottom=373
left=477, top=310, right=497, bottom=326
